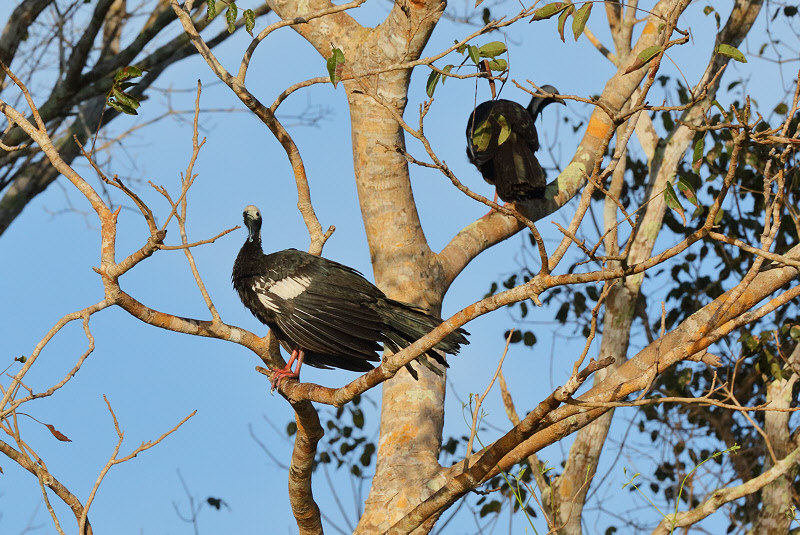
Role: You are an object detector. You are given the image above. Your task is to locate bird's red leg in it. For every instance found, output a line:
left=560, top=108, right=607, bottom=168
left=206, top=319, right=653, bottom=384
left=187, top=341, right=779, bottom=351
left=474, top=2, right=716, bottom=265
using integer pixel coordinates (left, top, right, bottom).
left=271, top=348, right=305, bottom=391
left=481, top=191, right=511, bottom=219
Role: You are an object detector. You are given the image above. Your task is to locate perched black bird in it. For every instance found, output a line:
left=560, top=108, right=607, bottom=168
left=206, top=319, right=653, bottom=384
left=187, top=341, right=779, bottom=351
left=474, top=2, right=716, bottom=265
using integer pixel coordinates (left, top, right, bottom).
left=232, top=206, right=469, bottom=388
left=466, top=85, right=565, bottom=202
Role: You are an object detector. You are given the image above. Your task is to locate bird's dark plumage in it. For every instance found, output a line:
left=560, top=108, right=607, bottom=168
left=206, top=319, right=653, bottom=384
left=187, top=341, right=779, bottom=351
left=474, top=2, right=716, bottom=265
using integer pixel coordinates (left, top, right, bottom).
left=466, top=85, right=565, bottom=202
left=232, top=206, right=469, bottom=386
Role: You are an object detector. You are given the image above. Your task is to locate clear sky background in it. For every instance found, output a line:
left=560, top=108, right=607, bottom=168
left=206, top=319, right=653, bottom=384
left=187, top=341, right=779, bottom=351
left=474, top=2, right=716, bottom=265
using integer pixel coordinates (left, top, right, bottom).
left=0, top=1, right=795, bottom=534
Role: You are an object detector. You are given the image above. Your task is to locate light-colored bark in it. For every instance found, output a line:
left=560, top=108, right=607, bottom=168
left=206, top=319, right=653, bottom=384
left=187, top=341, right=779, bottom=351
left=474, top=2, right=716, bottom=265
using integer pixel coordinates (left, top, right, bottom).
left=267, top=0, right=450, bottom=530
left=749, top=343, right=800, bottom=535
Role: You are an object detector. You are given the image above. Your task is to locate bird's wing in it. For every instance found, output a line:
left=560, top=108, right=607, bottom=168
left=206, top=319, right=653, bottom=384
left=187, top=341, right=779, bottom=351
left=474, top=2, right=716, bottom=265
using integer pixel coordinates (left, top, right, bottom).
left=466, top=100, right=539, bottom=167
left=246, top=253, right=388, bottom=361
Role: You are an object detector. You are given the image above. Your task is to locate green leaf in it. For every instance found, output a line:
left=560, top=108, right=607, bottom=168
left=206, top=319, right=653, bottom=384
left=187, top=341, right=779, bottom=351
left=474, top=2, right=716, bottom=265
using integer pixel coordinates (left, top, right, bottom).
left=629, top=45, right=662, bottom=72
left=352, top=408, right=365, bottom=428
left=455, top=40, right=467, bottom=54
left=479, top=500, right=502, bottom=517
left=572, top=3, right=592, bottom=41
left=360, top=443, right=376, bottom=466
left=677, top=177, right=699, bottom=208
left=531, top=2, right=572, bottom=21
left=703, top=6, right=714, bottom=15
left=790, top=325, right=800, bottom=340
left=426, top=69, right=441, bottom=98
left=523, top=331, right=537, bottom=346
left=441, top=64, right=453, bottom=85
left=557, top=4, right=575, bottom=42
left=244, top=8, right=255, bottom=37
left=107, top=99, right=138, bottom=115
left=664, top=181, right=686, bottom=226
left=112, top=88, right=140, bottom=110
left=504, top=330, right=522, bottom=343
left=486, top=58, right=507, bottom=71
left=472, top=119, right=493, bottom=152
left=713, top=207, right=723, bottom=226
left=774, top=102, right=788, bottom=115
left=692, top=136, right=705, bottom=172
left=716, top=44, right=747, bottom=63
left=496, top=114, right=511, bottom=146
left=206, top=0, right=216, bottom=21
left=326, top=47, right=346, bottom=88
left=226, top=3, right=238, bottom=33
left=114, top=66, right=144, bottom=82
left=467, top=45, right=480, bottom=65
left=477, top=41, right=507, bottom=58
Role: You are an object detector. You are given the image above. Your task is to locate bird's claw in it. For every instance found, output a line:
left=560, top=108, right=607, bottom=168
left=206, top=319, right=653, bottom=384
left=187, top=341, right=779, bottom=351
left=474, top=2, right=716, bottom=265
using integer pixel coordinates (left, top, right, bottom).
left=269, top=368, right=298, bottom=393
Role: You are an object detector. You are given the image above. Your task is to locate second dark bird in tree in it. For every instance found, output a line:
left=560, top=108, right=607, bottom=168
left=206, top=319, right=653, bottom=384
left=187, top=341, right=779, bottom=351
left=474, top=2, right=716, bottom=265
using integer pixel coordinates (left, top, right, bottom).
left=466, top=85, right=565, bottom=202
left=232, top=205, right=469, bottom=389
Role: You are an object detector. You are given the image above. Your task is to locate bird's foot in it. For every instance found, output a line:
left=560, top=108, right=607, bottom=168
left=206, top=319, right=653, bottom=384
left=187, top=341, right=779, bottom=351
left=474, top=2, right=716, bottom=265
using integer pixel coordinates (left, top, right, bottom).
left=269, top=348, right=304, bottom=393
left=480, top=201, right=512, bottom=219
left=270, top=365, right=299, bottom=393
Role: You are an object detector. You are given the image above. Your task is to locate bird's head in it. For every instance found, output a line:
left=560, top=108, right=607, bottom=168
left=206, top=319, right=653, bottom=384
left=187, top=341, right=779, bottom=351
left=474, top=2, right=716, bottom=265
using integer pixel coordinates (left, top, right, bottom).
left=243, top=205, right=262, bottom=243
left=527, top=85, right=566, bottom=122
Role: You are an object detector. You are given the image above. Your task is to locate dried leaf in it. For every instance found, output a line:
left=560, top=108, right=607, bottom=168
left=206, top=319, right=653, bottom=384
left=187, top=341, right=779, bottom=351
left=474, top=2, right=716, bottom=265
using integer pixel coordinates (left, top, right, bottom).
left=45, top=424, right=72, bottom=442
left=557, top=4, right=575, bottom=42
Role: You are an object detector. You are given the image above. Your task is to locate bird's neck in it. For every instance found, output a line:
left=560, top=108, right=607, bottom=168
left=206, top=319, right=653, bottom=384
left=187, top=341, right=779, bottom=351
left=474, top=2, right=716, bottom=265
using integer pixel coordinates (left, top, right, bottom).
left=247, top=228, right=262, bottom=246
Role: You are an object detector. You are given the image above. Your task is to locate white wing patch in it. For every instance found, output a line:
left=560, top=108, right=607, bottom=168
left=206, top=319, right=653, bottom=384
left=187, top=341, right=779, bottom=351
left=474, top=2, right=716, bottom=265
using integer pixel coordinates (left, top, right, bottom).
left=257, top=293, right=280, bottom=312
left=251, top=277, right=281, bottom=312
left=268, top=275, right=312, bottom=300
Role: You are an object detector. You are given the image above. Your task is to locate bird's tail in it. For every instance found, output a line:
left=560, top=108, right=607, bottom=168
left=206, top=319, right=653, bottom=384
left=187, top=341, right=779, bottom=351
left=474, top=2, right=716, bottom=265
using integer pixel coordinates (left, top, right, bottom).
left=380, top=300, right=469, bottom=371
left=493, top=136, right=546, bottom=201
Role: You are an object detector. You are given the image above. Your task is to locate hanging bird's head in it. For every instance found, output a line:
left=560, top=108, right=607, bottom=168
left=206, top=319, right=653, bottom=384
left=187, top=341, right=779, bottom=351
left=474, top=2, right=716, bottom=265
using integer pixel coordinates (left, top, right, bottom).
left=243, top=205, right=262, bottom=243
left=527, top=85, right=566, bottom=122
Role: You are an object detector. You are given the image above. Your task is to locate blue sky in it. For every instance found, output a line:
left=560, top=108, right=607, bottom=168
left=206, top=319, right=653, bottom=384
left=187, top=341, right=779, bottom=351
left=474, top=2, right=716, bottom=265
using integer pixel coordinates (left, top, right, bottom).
left=0, top=1, right=795, bottom=533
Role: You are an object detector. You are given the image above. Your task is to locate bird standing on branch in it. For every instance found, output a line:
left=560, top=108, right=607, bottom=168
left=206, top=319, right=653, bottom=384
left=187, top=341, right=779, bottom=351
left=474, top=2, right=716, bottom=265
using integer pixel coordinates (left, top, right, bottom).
left=466, top=85, right=565, bottom=203
left=232, top=206, right=469, bottom=389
